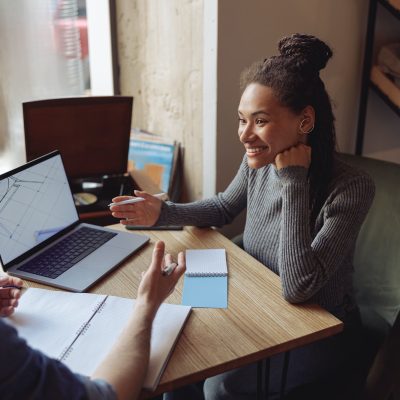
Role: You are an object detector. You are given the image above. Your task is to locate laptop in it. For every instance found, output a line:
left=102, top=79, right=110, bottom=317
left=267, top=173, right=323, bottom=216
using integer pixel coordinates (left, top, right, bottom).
left=0, top=151, right=150, bottom=292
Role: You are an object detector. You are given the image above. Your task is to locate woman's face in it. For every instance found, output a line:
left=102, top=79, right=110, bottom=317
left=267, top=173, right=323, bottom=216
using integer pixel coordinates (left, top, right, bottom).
left=238, top=83, right=306, bottom=169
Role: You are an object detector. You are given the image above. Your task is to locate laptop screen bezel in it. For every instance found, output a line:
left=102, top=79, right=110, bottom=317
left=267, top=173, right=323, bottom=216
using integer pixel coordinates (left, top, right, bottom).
left=0, top=151, right=80, bottom=270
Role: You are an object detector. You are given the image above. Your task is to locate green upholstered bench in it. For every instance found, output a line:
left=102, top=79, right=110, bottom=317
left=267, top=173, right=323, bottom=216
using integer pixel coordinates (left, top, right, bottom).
left=338, top=153, right=400, bottom=400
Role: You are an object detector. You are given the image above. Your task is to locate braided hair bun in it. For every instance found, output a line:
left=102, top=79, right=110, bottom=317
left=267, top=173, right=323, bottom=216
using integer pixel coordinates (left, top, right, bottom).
left=278, top=33, right=332, bottom=74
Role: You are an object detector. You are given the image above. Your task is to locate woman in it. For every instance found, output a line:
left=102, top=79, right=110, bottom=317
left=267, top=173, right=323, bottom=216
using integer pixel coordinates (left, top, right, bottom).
left=111, top=33, right=375, bottom=399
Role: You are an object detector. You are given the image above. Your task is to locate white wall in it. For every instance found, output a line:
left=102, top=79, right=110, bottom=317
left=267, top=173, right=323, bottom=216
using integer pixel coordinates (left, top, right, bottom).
left=117, top=0, right=204, bottom=201
left=213, top=0, right=369, bottom=237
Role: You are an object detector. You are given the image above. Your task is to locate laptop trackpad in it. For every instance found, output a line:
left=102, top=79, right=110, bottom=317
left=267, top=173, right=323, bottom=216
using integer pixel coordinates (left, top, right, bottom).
left=57, top=242, right=142, bottom=291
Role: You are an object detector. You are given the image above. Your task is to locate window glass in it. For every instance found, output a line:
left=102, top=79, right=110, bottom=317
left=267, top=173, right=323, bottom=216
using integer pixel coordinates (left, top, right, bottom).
left=0, top=0, right=90, bottom=173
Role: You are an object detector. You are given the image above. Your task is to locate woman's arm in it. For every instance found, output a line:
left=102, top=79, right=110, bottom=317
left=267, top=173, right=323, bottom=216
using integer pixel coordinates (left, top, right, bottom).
left=111, top=156, right=249, bottom=228
left=278, top=166, right=375, bottom=303
left=156, top=156, right=249, bottom=227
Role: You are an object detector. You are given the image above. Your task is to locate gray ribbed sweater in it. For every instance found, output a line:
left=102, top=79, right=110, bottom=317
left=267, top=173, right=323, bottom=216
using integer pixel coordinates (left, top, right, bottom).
left=157, top=156, right=375, bottom=320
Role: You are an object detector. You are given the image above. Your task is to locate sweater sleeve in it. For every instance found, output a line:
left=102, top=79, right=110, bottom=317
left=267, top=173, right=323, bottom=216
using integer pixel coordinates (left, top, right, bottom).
left=156, top=156, right=248, bottom=227
left=0, top=320, right=117, bottom=400
left=277, top=166, right=375, bottom=303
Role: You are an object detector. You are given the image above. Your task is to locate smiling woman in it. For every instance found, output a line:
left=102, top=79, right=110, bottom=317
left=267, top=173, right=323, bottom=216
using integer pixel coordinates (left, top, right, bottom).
left=112, top=33, right=375, bottom=400
left=237, top=84, right=313, bottom=169
left=238, top=34, right=335, bottom=229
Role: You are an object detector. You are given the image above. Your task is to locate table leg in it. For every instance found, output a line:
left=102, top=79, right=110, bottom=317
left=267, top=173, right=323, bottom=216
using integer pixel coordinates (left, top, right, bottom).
left=279, top=351, right=290, bottom=399
left=264, top=358, right=270, bottom=399
left=257, top=360, right=263, bottom=400
left=256, top=359, right=271, bottom=400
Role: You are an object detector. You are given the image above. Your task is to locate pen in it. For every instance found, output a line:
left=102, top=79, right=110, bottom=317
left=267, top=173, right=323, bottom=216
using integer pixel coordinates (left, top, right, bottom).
left=108, top=193, right=167, bottom=207
left=162, top=262, right=178, bottom=276
left=1, top=285, right=23, bottom=290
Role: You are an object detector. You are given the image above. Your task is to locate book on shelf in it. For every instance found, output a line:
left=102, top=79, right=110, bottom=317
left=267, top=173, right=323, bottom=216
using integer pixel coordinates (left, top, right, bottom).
left=128, top=129, right=183, bottom=202
left=7, top=288, right=191, bottom=391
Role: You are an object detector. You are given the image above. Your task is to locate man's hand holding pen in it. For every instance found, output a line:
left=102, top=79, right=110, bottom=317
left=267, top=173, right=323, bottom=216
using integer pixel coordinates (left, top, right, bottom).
left=0, top=275, right=23, bottom=317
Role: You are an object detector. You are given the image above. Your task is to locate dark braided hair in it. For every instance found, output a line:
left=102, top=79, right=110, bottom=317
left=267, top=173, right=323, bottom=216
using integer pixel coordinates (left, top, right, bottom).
left=240, top=33, right=336, bottom=230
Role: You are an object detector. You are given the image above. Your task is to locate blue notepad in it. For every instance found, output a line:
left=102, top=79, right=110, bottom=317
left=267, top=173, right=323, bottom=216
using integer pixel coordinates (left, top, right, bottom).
left=182, top=276, right=227, bottom=308
left=182, top=249, right=228, bottom=308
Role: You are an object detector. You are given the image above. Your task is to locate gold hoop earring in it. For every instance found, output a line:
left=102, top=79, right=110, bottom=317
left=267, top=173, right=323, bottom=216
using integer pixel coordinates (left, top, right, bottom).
left=299, top=119, right=314, bottom=134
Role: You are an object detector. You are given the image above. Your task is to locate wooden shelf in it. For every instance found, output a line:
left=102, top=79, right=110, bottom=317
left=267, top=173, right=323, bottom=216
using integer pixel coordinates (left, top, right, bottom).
left=370, top=65, right=400, bottom=115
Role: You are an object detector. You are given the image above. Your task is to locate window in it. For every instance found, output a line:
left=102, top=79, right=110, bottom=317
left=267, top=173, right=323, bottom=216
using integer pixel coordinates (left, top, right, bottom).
left=0, top=0, right=117, bottom=173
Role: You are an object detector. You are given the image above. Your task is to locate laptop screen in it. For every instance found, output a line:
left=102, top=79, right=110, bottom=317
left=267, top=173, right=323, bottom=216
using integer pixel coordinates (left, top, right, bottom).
left=0, top=152, right=78, bottom=265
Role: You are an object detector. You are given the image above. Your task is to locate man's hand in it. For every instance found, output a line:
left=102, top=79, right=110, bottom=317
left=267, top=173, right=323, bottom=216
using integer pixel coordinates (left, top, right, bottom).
left=136, top=241, right=185, bottom=317
left=275, top=143, right=312, bottom=170
left=92, top=241, right=185, bottom=400
left=0, top=275, right=23, bottom=317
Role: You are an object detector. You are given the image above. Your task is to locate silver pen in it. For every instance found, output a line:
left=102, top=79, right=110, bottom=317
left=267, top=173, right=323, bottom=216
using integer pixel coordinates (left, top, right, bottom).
left=108, top=192, right=167, bottom=207
left=162, top=262, right=178, bottom=276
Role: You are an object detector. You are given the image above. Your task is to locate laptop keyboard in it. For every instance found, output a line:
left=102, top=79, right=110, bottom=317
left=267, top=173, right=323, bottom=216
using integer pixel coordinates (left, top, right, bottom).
left=18, top=227, right=117, bottom=279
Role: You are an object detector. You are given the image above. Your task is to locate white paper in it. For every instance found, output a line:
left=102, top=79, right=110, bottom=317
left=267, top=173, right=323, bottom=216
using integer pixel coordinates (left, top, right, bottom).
left=61, top=296, right=133, bottom=375
left=7, top=288, right=106, bottom=359
left=185, top=249, right=227, bottom=277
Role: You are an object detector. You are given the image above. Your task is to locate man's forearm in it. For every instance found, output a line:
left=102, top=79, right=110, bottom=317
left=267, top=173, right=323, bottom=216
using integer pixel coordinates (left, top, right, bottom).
left=92, top=302, right=157, bottom=400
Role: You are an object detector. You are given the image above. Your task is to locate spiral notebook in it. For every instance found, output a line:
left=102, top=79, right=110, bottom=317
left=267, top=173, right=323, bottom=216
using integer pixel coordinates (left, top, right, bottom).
left=182, top=249, right=228, bottom=308
left=7, top=288, right=191, bottom=391
left=185, top=249, right=228, bottom=277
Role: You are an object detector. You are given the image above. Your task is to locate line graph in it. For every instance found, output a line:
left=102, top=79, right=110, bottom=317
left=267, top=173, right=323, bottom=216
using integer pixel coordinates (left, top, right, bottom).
left=0, top=176, right=44, bottom=238
left=0, top=155, right=79, bottom=265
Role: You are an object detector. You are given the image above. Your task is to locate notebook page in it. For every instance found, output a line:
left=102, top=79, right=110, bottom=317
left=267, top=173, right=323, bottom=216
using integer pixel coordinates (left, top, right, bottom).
left=145, top=302, right=191, bottom=390
left=185, top=249, right=227, bottom=277
left=61, top=295, right=133, bottom=375
left=6, top=288, right=106, bottom=359
left=62, top=295, right=191, bottom=391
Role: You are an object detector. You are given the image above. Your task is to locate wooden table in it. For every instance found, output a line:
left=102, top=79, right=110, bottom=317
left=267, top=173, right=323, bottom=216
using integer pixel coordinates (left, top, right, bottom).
left=15, top=225, right=343, bottom=398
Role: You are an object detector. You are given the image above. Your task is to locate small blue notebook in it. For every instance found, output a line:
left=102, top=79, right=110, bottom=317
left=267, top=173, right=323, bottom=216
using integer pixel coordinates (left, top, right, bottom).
left=182, top=249, right=228, bottom=308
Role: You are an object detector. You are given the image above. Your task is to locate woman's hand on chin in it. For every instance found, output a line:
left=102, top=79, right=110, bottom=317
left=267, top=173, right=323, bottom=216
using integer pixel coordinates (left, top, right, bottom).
left=275, top=143, right=311, bottom=170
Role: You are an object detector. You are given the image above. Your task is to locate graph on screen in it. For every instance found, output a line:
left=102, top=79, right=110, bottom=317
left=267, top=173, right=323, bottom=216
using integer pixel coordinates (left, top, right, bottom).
left=0, top=154, right=78, bottom=265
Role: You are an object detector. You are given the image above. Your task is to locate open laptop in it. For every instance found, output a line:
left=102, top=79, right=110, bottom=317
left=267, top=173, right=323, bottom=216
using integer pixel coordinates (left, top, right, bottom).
left=0, top=151, right=149, bottom=292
